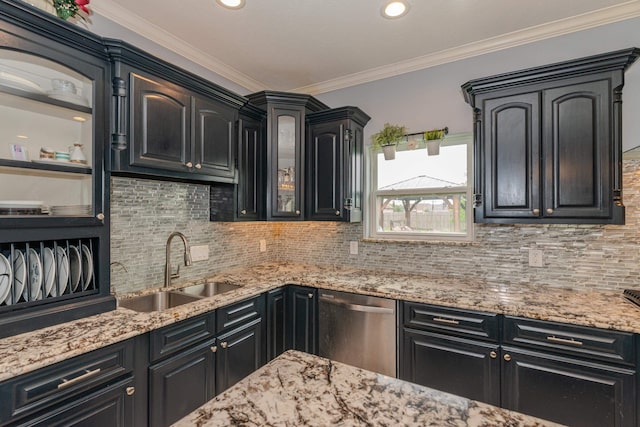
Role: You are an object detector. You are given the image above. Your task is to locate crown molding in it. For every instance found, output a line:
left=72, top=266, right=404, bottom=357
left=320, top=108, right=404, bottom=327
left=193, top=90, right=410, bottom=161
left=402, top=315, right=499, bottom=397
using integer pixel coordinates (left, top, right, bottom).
left=294, top=0, right=640, bottom=94
left=90, top=0, right=267, bottom=92
left=91, top=0, right=640, bottom=95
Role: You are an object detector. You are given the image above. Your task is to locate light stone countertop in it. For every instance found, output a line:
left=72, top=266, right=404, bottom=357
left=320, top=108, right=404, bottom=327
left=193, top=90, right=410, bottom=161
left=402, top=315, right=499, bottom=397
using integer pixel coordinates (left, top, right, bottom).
left=173, top=350, right=563, bottom=427
left=1, top=261, right=640, bottom=382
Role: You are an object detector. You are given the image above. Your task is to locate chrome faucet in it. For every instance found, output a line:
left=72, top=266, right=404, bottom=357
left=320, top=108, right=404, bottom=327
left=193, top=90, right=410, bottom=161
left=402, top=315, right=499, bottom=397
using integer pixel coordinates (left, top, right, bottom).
left=165, top=232, right=192, bottom=288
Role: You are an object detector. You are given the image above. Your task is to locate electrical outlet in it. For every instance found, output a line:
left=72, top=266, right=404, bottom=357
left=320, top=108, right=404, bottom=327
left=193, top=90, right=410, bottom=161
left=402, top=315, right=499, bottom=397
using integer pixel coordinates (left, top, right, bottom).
left=349, top=241, right=358, bottom=255
left=259, top=239, right=267, bottom=252
left=191, top=245, right=209, bottom=262
left=529, top=249, right=543, bottom=267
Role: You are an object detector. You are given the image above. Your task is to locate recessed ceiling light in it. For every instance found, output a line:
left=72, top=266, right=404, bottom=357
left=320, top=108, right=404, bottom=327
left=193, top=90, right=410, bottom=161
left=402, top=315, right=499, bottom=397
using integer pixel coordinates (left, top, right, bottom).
left=216, top=0, right=245, bottom=10
left=16, top=135, right=28, bottom=139
left=382, top=1, right=409, bottom=19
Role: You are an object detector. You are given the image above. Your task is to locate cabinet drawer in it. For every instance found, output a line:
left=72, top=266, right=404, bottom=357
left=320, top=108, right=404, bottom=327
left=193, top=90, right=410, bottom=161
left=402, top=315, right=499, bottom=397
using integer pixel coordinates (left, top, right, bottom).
left=0, top=339, right=134, bottom=423
left=150, top=312, right=216, bottom=363
left=403, top=302, right=499, bottom=342
left=503, top=316, right=635, bottom=365
left=216, top=295, right=265, bottom=334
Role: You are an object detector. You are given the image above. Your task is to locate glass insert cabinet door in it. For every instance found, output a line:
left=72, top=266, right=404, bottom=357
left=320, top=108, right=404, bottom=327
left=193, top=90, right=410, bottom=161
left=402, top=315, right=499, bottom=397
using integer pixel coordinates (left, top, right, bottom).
left=271, top=108, right=302, bottom=218
left=0, top=46, right=103, bottom=225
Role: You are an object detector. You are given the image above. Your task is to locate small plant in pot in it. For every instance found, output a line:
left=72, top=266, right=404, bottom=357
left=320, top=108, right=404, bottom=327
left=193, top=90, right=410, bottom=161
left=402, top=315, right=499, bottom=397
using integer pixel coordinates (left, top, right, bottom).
left=371, top=123, right=407, bottom=160
left=423, top=127, right=449, bottom=156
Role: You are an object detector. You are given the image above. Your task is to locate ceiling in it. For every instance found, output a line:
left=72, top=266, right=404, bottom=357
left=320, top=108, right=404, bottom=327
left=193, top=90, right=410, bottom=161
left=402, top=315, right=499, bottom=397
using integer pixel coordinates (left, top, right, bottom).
left=91, top=0, right=640, bottom=94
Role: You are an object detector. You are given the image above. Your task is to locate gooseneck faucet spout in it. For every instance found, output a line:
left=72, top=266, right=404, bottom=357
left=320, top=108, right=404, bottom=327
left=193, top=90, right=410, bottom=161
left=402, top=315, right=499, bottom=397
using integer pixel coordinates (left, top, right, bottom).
left=165, top=232, right=192, bottom=288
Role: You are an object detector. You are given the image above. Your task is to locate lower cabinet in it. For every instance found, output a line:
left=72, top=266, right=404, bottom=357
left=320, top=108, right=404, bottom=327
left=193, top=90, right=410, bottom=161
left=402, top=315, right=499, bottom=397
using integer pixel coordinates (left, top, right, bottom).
left=400, top=301, right=638, bottom=427
left=502, top=347, right=636, bottom=427
left=148, top=339, right=216, bottom=427
left=216, top=317, right=264, bottom=393
left=0, top=337, right=146, bottom=427
left=266, top=285, right=318, bottom=362
left=401, top=329, right=500, bottom=405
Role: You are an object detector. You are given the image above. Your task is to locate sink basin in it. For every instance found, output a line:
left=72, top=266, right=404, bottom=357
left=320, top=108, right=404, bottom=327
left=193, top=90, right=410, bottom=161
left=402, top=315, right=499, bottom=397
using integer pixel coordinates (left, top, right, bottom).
left=118, top=291, right=201, bottom=312
left=177, top=282, right=241, bottom=298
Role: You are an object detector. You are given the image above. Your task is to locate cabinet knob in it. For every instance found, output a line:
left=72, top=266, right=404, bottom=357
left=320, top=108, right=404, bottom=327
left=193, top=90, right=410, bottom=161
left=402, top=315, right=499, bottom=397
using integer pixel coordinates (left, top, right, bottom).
left=335, top=210, right=341, bottom=216
left=308, top=293, right=314, bottom=299
left=295, top=210, right=301, bottom=215
left=126, top=386, right=135, bottom=396
left=532, top=208, right=540, bottom=215
left=546, top=208, right=554, bottom=214
left=504, top=354, right=512, bottom=362
left=195, top=163, right=202, bottom=169
left=489, top=351, right=497, bottom=359
left=211, top=345, right=217, bottom=353
left=186, top=162, right=193, bottom=168
left=220, top=341, right=228, bottom=349
left=240, top=209, right=247, bottom=215
left=96, top=213, right=105, bottom=221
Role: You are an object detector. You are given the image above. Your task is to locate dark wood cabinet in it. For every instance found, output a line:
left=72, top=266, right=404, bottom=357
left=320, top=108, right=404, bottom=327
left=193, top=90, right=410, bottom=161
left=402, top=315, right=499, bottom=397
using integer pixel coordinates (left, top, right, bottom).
left=401, top=329, right=500, bottom=406
left=463, top=48, right=640, bottom=224
left=216, top=318, right=265, bottom=393
left=306, top=107, right=370, bottom=222
left=266, top=288, right=287, bottom=360
left=501, top=347, right=636, bottom=427
left=148, top=339, right=216, bottom=427
left=0, top=337, right=146, bottom=427
left=105, top=39, right=245, bottom=184
left=399, top=302, right=500, bottom=405
left=287, top=286, right=318, bottom=354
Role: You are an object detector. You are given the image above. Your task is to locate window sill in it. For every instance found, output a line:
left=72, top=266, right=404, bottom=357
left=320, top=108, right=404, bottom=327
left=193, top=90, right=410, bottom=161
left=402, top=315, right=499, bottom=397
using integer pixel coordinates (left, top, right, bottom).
left=362, top=237, right=479, bottom=247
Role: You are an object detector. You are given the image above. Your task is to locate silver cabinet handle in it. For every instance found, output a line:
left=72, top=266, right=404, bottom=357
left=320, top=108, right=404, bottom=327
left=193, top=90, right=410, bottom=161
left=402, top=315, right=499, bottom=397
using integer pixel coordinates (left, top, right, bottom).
left=96, top=213, right=105, bottom=221
left=186, top=162, right=193, bottom=168
left=489, top=351, right=497, bottom=359
left=547, top=336, right=583, bottom=346
left=126, top=386, right=135, bottom=396
left=532, top=208, right=540, bottom=215
left=195, top=163, right=202, bottom=169
left=295, top=210, right=301, bottom=215
left=308, top=293, right=313, bottom=299
left=319, top=295, right=394, bottom=314
left=546, top=208, right=554, bottom=214
left=504, top=354, right=512, bottom=362
left=211, top=345, right=218, bottom=353
left=58, top=368, right=101, bottom=389
left=240, top=209, right=247, bottom=215
left=433, top=317, right=460, bottom=325
left=220, top=341, right=228, bottom=349
left=335, top=210, right=341, bottom=216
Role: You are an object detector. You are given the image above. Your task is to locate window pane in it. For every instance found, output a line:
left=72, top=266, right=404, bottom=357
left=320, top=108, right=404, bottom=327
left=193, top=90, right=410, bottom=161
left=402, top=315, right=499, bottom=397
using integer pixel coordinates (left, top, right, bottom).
left=377, top=144, right=467, bottom=190
left=375, top=193, right=468, bottom=234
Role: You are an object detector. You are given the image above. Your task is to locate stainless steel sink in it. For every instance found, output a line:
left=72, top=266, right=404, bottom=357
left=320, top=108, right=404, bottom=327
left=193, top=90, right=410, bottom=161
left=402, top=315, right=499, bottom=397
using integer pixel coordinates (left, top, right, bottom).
left=118, top=291, right=201, bottom=312
left=177, top=282, right=241, bottom=298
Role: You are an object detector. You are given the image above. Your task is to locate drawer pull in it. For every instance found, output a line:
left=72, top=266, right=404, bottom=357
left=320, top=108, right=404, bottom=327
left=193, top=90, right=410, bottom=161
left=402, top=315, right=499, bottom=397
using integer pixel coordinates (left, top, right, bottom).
left=489, top=351, right=497, bottom=359
left=57, top=368, right=101, bottom=389
left=220, top=341, right=228, bottom=349
left=547, top=336, right=583, bottom=346
left=433, top=317, right=460, bottom=325
left=126, top=386, right=135, bottom=396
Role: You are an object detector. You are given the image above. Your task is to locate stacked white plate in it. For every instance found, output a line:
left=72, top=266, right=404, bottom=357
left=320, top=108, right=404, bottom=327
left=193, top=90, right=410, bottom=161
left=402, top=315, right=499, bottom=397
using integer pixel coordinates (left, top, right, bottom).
left=0, top=200, right=43, bottom=215
left=50, top=205, right=91, bottom=216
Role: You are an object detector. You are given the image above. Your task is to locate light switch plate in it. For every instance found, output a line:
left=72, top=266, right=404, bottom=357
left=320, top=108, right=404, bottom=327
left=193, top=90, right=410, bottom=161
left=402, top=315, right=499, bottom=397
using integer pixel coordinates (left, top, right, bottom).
left=529, top=249, right=543, bottom=267
left=191, top=245, right=209, bottom=262
left=260, top=239, right=267, bottom=252
left=350, top=241, right=358, bottom=255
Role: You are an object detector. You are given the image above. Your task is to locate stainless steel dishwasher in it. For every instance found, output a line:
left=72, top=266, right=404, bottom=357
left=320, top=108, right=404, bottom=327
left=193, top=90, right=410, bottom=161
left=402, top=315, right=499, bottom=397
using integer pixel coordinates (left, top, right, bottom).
left=318, top=290, right=397, bottom=377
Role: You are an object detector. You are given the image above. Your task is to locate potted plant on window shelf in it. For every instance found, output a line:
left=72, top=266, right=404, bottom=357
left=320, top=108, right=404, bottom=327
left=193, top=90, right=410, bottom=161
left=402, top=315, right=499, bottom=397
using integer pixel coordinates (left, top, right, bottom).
left=423, top=127, right=448, bottom=156
left=371, top=123, right=407, bottom=160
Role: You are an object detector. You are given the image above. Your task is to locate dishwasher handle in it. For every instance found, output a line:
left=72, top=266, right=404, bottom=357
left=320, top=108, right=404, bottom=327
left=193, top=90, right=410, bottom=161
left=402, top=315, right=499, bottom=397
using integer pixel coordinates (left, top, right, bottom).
left=319, top=295, right=395, bottom=314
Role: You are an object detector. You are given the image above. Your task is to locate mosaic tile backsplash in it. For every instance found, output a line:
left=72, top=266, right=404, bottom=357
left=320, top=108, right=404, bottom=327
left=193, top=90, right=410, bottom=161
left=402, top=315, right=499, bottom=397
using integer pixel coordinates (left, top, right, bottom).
left=110, top=160, right=640, bottom=294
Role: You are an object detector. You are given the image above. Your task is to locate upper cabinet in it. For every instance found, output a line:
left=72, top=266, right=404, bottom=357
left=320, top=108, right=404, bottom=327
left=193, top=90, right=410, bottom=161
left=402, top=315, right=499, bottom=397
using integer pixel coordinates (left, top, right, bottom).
left=463, top=48, right=640, bottom=224
left=0, top=1, right=115, bottom=337
left=306, top=107, right=370, bottom=222
left=105, top=40, right=245, bottom=183
left=247, top=91, right=328, bottom=220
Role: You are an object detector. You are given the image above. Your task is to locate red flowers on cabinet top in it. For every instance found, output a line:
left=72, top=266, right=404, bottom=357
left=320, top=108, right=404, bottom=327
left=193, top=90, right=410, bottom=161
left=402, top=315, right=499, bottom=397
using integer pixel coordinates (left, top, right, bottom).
left=51, top=0, right=91, bottom=21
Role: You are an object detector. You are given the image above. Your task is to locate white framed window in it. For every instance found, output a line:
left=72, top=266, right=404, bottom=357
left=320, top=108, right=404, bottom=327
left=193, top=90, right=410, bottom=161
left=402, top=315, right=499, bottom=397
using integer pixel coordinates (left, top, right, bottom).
left=367, top=132, right=473, bottom=241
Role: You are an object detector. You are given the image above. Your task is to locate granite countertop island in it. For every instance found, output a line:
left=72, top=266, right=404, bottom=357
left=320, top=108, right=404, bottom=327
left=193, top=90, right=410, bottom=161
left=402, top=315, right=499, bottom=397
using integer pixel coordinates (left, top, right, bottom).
left=174, top=350, right=563, bottom=427
left=1, top=261, right=640, bottom=381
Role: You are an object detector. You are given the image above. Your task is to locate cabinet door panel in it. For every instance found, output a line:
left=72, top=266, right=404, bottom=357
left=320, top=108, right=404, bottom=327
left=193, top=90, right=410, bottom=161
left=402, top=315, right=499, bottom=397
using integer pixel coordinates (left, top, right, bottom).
left=216, top=318, right=264, bottom=393
left=502, top=347, right=636, bottom=427
left=237, top=116, right=263, bottom=220
left=288, top=286, right=317, bottom=355
left=543, top=80, right=610, bottom=218
left=148, top=340, right=215, bottom=427
left=481, top=92, right=540, bottom=219
left=194, top=97, right=236, bottom=178
left=266, top=288, right=287, bottom=361
left=307, top=122, right=344, bottom=220
left=130, top=73, right=190, bottom=171
left=400, top=328, right=500, bottom=406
